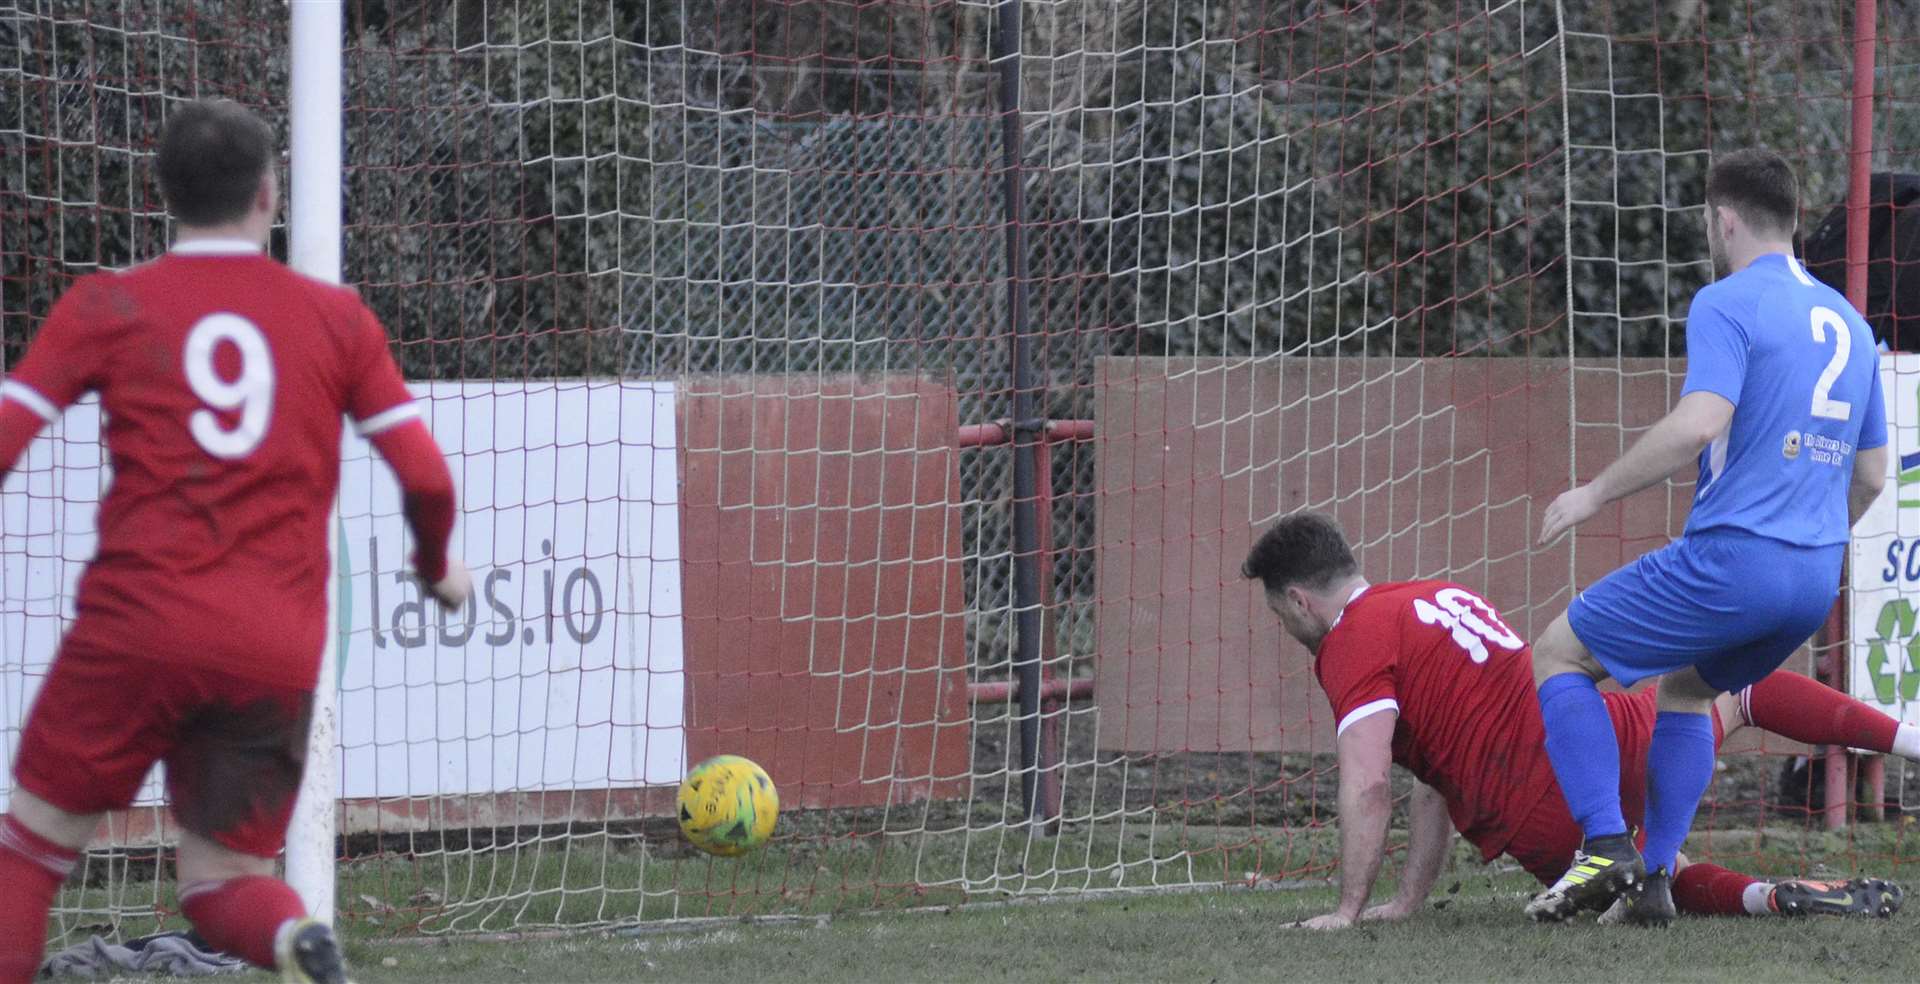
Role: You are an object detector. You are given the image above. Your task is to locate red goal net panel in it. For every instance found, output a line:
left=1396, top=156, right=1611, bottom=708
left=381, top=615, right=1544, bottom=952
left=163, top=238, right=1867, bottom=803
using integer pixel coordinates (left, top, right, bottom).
left=2, top=0, right=1915, bottom=943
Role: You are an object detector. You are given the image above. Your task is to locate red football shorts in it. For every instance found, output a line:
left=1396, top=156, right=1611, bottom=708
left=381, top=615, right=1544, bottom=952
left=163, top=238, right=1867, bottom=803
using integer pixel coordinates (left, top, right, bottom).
left=11, top=639, right=314, bottom=858
left=1504, top=692, right=1726, bottom=885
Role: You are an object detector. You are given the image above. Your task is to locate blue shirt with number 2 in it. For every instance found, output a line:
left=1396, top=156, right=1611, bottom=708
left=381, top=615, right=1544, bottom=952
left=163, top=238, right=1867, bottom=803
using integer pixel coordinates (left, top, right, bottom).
left=1681, top=253, right=1886, bottom=547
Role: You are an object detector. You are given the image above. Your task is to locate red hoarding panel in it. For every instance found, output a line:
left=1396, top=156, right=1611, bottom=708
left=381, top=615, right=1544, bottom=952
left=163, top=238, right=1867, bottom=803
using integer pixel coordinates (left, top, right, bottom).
left=1093, top=357, right=1799, bottom=755
left=679, top=376, right=973, bottom=808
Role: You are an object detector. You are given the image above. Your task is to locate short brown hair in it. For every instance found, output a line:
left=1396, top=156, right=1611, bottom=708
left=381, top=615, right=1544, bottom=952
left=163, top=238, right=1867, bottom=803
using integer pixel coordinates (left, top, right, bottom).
left=1241, top=512, right=1358, bottom=595
left=1705, top=148, right=1798, bottom=237
left=157, top=100, right=275, bottom=226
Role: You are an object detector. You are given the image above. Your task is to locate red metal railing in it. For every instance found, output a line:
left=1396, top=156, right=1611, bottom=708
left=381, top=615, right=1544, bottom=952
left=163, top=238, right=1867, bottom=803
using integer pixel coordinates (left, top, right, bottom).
left=959, top=419, right=1097, bottom=827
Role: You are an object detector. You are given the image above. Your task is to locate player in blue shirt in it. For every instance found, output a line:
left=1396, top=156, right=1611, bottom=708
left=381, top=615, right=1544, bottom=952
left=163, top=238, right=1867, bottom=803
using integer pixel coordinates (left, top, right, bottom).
left=1523, top=149, right=1890, bottom=926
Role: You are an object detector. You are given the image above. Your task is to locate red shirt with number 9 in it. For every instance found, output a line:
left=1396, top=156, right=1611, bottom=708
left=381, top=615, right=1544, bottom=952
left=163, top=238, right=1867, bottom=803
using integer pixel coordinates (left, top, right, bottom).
left=4, top=243, right=418, bottom=689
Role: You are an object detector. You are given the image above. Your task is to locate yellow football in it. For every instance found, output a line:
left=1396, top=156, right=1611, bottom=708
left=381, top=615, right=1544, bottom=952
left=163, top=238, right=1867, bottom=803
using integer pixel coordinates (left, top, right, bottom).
left=676, top=754, right=779, bottom=856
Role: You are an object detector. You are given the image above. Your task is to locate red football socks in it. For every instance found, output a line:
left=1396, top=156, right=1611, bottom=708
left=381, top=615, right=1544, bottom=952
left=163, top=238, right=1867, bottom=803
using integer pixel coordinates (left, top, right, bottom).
left=0, top=814, right=79, bottom=984
left=1672, top=861, right=1762, bottom=916
left=178, top=875, right=308, bottom=970
left=1739, top=671, right=1900, bottom=754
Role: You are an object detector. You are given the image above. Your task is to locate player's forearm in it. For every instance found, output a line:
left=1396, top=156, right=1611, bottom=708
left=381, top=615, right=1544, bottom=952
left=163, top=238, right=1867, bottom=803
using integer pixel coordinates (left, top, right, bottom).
left=1850, top=481, right=1882, bottom=529
left=1849, top=446, right=1888, bottom=529
left=1392, top=783, right=1453, bottom=909
left=1334, top=775, right=1393, bottom=918
left=1588, top=414, right=1713, bottom=506
left=0, top=402, right=45, bottom=481
left=369, top=421, right=457, bottom=583
left=402, top=486, right=456, bottom=583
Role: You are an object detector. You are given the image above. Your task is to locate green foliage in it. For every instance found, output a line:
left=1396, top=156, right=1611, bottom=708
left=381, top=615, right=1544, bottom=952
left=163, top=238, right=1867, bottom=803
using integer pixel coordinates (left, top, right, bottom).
left=7, top=1, right=1917, bottom=373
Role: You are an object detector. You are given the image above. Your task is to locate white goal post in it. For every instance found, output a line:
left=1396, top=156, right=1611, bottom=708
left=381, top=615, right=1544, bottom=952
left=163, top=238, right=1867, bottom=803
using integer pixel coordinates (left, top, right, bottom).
left=284, top=0, right=344, bottom=924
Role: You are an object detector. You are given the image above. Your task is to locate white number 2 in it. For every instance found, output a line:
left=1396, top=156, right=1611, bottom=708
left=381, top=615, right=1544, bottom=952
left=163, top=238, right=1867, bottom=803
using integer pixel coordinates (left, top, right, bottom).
left=1809, top=306, right=1852, bottom=421
left=1413, top=587, right=1524, bottom=664
left=184, top=313, right=276, bottom=459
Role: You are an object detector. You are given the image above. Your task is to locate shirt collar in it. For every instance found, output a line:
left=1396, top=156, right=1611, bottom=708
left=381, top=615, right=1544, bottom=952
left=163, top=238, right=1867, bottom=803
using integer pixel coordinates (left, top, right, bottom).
left=1327, top=582, right=1369, bottom=631
left=171, top=238, right=263, bottom=256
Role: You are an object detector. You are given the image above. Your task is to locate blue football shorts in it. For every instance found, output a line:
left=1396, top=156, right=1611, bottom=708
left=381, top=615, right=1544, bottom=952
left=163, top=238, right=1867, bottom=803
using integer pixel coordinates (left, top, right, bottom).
left=1566, top=528, right=1843, bottom=693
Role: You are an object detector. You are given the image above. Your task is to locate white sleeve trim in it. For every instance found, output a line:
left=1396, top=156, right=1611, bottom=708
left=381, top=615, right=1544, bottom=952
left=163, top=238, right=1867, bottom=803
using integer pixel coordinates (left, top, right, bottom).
left=355, top=402, right=422, bottom=437
left=0, top=381, right=58, bottom=423
left=1336, top=698, right=1400, bottom=738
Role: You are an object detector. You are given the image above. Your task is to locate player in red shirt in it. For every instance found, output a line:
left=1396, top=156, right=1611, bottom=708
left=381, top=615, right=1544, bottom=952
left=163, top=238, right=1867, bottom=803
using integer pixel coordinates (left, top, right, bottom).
left=0, top=101, right=469, bottom=984
left=1243, top=512, right=1907, bottom=929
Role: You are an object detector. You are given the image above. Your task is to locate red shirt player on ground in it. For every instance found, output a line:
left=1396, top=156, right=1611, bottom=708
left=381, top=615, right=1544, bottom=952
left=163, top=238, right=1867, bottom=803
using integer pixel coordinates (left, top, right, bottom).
left=1242, top=512, right=1909, bottom=930
left=0, top=101, right=468, bottom=984
left=1311, top=578, right=1566, bottom=869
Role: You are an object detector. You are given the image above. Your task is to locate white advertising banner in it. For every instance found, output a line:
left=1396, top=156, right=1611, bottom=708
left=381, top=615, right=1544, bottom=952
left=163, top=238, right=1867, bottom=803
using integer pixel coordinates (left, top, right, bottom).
left=337, top=381, right=686, bottom=796
left=1850, top=353, right=1920, bottom=722
left=0, top=381, right=686, bottom=812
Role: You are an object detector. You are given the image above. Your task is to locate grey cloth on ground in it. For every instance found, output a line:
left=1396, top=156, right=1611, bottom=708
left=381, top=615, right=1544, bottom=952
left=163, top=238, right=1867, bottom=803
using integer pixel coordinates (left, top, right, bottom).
left=38, top=931, right=247, bottom=979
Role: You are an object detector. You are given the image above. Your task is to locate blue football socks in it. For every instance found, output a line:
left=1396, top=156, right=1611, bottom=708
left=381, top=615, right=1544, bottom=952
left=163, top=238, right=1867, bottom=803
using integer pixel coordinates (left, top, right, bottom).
left=1642, top=710, right=1716, bottom=874
left=1538, top=672, right=1628, bottom=841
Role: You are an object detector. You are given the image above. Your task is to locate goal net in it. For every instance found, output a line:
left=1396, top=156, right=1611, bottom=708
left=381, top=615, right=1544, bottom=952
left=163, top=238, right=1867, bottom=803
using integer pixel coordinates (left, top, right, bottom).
left=2, top=0, right=1914, bottom=943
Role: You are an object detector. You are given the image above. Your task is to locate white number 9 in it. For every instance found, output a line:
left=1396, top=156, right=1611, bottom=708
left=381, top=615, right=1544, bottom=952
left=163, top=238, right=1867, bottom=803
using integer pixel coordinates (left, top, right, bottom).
left=184, top=313, right=275, bottom=459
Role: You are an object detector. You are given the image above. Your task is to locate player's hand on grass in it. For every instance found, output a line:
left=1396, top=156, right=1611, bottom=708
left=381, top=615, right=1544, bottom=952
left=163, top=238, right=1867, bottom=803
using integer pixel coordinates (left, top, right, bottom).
left=1292, top=911, right=1355, bottom=930
left=427, top=557, right=472, bottom=610
left=1359, top=900, right=1416, bottom=923
left=1539, top=485, right=1601, bottom=544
